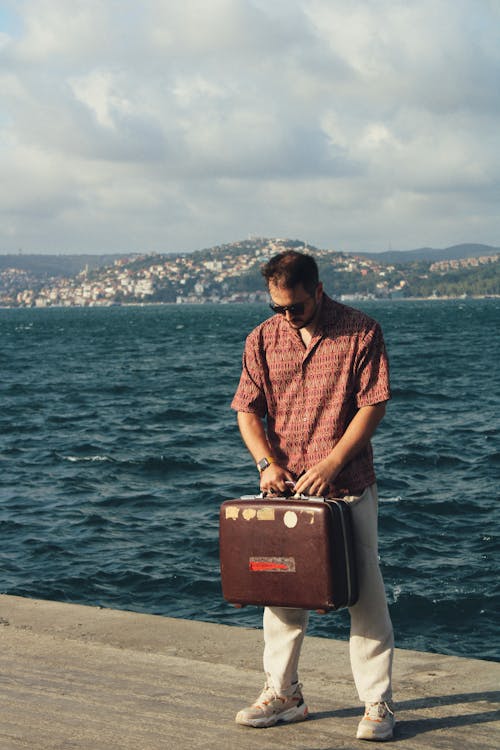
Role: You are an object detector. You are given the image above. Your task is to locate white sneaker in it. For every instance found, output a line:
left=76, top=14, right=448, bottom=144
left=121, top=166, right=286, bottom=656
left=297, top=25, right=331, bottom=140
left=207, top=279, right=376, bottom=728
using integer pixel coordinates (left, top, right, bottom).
left=235, top=682, right=308, bottom=728
left=356, top=701, right=395, bottom=741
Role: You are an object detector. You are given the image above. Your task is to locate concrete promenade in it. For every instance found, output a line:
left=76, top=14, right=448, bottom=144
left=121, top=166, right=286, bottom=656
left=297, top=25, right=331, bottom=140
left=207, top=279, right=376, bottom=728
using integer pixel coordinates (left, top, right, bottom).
left=1, top=594, right=498, bottom=750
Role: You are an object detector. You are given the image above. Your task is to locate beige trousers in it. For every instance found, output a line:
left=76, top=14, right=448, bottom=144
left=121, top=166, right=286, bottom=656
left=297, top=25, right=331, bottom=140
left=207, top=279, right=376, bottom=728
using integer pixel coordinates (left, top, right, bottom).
left=262, top=484, right=394, bottom=703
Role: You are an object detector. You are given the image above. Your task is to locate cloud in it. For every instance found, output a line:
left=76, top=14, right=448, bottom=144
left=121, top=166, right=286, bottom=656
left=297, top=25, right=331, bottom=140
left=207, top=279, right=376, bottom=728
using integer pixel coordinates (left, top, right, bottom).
left=0, top=0, right=499, bottom=253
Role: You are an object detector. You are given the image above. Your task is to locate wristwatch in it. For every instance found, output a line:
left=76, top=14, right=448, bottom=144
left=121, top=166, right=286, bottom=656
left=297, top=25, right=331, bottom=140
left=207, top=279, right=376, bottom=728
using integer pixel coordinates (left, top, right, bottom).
left=257, top=456, right=275, bottom=473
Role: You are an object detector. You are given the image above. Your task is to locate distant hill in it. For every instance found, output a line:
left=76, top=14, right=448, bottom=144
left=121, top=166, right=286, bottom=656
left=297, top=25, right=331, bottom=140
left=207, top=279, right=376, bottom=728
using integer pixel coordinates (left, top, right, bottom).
left=358, top=243, right=500, bottom=264
left=2, top=238, right=498, bottom=305
left=1, top=242, right=499, bottom=278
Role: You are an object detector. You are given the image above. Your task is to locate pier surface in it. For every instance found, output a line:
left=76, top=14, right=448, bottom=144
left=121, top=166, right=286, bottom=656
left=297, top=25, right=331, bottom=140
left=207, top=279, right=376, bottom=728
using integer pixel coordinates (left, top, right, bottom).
left=1, top=594, right=498, bottom=749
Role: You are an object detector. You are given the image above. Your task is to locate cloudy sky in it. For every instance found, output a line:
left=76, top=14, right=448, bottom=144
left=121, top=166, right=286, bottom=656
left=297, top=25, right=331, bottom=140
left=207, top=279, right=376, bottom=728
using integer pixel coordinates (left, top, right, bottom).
left=1, top=0, right=499, bottom=255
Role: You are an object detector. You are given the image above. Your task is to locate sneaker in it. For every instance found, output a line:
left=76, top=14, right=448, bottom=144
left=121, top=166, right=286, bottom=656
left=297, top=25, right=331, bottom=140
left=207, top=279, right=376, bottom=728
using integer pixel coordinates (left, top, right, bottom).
left=356, top=701, right=395, bottom=741
left=235, top=682, right=309, bottom=728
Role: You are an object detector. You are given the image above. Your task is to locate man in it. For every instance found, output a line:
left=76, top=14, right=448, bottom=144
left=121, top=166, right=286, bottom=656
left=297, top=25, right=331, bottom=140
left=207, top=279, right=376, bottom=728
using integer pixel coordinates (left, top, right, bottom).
left=231, top=250, right=395, bottom=742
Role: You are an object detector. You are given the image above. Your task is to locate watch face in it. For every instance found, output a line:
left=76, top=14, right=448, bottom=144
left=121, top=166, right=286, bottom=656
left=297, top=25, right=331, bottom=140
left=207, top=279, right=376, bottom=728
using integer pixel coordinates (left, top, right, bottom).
left=257, top=458, right=270, bottom=471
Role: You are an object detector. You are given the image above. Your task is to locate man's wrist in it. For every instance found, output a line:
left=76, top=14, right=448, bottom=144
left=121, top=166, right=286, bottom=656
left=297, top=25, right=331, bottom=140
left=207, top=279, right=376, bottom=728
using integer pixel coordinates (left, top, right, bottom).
left=256, top=456, right=276, bottom=473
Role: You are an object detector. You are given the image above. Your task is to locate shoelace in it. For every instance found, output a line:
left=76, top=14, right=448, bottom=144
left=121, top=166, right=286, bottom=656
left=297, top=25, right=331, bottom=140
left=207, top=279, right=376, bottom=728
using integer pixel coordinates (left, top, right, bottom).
left=254, top=687, right=278, bottom=708
left=365, top=702, right=394, bottom=721
left=254, top=683, right=302, bottom=708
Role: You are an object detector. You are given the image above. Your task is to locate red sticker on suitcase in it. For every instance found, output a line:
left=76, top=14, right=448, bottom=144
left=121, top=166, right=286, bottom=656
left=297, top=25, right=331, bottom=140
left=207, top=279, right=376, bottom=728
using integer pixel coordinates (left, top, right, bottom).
left=249, top=557, right=296, bottom=573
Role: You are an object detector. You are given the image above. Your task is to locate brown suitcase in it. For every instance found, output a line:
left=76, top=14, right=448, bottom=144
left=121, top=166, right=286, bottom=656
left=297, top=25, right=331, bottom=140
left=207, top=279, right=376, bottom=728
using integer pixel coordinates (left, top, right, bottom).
left=219, top=495, right=358, bottom=612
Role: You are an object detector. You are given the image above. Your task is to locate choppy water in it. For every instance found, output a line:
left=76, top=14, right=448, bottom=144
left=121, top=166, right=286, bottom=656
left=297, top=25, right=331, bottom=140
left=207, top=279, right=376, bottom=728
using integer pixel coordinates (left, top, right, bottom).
left=1, top=300, right=498, bottom=661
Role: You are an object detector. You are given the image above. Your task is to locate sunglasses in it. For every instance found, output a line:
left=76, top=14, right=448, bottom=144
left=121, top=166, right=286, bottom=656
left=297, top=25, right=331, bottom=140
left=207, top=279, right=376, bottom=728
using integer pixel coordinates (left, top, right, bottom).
left=269, top=301, right=306, bottom=315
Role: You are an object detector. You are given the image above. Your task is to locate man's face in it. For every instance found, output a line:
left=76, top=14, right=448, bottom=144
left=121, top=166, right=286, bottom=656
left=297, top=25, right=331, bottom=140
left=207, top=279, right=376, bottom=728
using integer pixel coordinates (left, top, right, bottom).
left=268, top=281, right=322, bottom=330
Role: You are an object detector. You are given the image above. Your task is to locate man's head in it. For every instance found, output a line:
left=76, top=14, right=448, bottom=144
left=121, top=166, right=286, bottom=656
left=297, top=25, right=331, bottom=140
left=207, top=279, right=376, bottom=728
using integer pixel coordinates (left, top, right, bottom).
left=261, top=250, right=319, bottom=294
left=261, top=250, right=323, bottom=330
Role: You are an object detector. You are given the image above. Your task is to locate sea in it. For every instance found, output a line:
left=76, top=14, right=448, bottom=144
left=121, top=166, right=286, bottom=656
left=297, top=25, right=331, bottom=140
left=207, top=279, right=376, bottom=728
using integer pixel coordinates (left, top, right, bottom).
left=1, top=299, right=499, bottom=662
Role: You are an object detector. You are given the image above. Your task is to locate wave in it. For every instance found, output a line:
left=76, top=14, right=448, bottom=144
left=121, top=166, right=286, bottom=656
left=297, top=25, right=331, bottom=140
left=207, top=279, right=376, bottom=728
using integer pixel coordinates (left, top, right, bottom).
left=63, top=455, right=113, bottom=463
left=391, top=387, right=454, bottom=402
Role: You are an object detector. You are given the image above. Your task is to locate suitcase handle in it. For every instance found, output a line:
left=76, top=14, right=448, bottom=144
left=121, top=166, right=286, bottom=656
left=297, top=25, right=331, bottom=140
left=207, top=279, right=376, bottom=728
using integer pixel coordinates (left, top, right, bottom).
left=239, top=492, right=326, bottom=501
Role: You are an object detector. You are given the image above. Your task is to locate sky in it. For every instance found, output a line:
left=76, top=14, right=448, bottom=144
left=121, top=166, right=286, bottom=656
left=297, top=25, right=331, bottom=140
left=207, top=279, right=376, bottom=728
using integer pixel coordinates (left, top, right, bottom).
left=1, top=0, right=499, bottom=255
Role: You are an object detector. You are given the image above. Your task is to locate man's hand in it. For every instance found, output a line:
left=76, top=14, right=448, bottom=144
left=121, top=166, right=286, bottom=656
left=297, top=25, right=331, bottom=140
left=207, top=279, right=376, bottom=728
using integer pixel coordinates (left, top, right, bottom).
left=260, top=463, right=295, bottom=495
left=293, top=457, right=340, bottom=496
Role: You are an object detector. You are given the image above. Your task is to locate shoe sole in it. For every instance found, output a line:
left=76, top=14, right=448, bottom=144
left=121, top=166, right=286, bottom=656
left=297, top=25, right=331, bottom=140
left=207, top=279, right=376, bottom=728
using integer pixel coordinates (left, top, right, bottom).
left=356, top=724, right=394, bottom=741
left=356, top=732, right=394, bottom=741
left=236, top=704, right=309, bottom=728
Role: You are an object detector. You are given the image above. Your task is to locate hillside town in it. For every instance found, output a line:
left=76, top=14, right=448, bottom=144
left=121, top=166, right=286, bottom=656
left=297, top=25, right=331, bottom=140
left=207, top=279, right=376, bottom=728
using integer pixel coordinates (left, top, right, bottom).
left=1, top=238, right=499, bottom=308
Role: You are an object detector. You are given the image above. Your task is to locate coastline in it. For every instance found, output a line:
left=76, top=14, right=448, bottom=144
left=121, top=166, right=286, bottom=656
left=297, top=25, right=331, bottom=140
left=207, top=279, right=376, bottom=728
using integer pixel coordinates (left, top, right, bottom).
left=1, top=294, right=499, bottom=310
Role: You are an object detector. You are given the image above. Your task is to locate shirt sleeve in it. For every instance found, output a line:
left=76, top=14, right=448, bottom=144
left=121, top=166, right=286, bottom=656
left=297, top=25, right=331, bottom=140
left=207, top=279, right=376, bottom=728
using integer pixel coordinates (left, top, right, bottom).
left=354, top=322, right=391, bottom=407
left=231, top=331, right=268, bottom=417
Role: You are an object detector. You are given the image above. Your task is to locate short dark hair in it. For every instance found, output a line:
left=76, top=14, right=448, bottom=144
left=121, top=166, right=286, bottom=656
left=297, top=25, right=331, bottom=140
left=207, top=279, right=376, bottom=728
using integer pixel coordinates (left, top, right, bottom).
left=261, top=250, right=319, bottom=295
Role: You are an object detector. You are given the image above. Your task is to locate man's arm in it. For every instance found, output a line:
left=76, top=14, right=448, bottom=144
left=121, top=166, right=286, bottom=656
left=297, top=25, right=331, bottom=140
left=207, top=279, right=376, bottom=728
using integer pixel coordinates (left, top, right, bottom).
left=237, top=411, right=295, bottom=494
left=293, top=402, right=387, bottom=496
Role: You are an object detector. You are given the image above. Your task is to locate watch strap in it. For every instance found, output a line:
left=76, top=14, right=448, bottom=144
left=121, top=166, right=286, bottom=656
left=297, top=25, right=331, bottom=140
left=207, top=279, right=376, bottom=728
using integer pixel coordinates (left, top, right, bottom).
left=257, top=456, right=275, bottom=473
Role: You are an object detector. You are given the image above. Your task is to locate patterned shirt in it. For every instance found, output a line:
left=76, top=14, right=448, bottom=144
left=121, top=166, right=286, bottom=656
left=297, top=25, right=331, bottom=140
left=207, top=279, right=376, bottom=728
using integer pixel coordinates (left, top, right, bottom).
left=231, top=294, right=391, bottom=494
